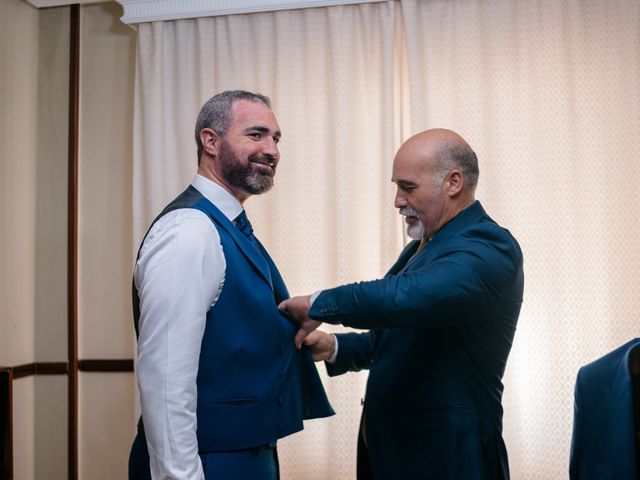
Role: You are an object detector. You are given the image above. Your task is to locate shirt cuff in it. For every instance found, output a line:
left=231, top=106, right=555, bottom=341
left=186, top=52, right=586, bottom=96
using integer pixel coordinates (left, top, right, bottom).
left=327, top=333, right=339, bottom=364
left=308, top=291, right=337, bottom=363
left=309, top=290, right=322, bottom=306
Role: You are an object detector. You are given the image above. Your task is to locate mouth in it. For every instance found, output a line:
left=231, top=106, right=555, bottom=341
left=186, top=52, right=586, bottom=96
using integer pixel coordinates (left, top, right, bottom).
left=400, top=208, right=418, bottom=224
left=250, top=157, right=276, bottom=169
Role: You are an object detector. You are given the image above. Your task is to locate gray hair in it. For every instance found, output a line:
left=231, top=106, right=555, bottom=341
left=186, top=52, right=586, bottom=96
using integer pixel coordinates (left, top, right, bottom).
left=433, top=140, right=479, bottom=191
left=195, top=90, right=271, bottom=163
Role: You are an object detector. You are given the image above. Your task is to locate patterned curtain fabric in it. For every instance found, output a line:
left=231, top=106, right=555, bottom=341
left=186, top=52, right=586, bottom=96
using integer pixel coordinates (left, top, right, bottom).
left=133, top=1, right=640, bottom=478
left=400, top=1, right=640, bottom=477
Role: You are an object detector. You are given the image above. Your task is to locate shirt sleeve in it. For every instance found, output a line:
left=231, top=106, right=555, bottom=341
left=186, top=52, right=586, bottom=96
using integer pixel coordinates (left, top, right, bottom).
left=134, top=208, right=225, bottom=480
left=327, top=333, right=339, bottom=364
left=310, top=291, right=339, bottom=363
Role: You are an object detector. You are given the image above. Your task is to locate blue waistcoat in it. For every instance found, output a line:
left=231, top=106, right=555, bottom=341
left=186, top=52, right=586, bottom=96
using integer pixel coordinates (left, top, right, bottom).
left=133, top=186, right=333, bottom=452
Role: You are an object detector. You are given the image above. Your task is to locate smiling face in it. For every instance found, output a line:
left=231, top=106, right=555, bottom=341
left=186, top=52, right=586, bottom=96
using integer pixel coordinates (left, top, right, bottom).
left=199, top=98, right=282, bottom=203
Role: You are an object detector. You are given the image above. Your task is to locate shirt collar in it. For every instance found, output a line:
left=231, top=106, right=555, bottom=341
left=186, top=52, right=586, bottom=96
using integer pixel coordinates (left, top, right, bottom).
left=191, top=174, right=243, bottom=221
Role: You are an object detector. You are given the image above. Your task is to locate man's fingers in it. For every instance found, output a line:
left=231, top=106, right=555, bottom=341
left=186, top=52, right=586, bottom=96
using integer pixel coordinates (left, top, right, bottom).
left=302, top=332, right=319, bottom=346
left=295, top=328, right=308, bottom=349
left=277, top=299, right=289, bottom=312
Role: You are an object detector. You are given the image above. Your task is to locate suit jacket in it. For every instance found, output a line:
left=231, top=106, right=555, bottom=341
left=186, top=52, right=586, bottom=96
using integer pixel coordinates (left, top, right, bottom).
left=570, top=338, right=640, bottom=480
left=311, top=201, right=524, bottom=479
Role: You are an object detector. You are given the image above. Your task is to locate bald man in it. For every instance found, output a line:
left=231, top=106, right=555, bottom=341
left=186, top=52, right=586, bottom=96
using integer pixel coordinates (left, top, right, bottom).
left=280, top=129, right=524, bottom=480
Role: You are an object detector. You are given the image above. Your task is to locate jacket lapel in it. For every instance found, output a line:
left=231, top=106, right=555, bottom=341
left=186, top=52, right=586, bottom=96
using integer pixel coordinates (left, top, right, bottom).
left=221, top=220, right=274, bottom=290
left=256, top=240, right=289, bottom=302
left=399, top=201, right=489, bottom=273
left=196, top=197, right=274, bottom=290
left=387, top=240, right=420, bottom=275
left=403, top=241, right=429, bottom=272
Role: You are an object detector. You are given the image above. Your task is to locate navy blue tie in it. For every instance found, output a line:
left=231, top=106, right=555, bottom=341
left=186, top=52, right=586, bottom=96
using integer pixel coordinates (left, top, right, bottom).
left=235, top=210, right=258, bottom=248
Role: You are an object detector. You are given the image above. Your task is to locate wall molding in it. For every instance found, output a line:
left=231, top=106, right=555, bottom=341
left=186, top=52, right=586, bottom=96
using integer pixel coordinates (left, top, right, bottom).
left=78, top=359, right=134, bottom=372
left=116, top=0, right=384, bottom=24
left=11, top=363, right=69, bottom=379
left=5, top=360, right=134, bottom=379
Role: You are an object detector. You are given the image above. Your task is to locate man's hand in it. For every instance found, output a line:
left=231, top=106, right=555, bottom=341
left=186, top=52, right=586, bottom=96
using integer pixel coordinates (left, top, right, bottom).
left=278, top=295, right=322, bottom=349
left=303, top=330, right=336, bottom=362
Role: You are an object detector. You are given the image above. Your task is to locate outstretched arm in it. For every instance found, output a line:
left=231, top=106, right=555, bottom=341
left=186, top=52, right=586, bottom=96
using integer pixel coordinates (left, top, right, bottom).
left=310, top=227, right=522, bottom=330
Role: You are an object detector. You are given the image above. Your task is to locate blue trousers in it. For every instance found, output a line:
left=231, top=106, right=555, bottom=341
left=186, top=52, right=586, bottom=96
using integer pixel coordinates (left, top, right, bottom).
left=129, top=432, right=278, bottom=480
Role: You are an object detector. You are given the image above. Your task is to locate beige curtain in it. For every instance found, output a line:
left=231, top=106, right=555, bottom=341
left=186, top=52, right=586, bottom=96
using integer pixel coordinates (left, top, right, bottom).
left=401, top=1, right=640, bottom=477
left=134, top=3, right=403, bottom=479
left=133, top=1, right=640, bottom=478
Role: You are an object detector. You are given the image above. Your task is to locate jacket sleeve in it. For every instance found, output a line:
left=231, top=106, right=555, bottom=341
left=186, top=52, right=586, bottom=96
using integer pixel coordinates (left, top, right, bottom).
left=326, top=331, right=376, bottom=376
left=309, top=224, right=522, bottom=330
left=569, top=368, right=584, bottom=479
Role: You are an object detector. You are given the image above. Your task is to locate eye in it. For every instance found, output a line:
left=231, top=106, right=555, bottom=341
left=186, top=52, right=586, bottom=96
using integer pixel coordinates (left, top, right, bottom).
left=398, top=183, right=417, bottom=193
left=273, top=136, right=280, bottom=144
left=248, top=132, right=261, bottom=140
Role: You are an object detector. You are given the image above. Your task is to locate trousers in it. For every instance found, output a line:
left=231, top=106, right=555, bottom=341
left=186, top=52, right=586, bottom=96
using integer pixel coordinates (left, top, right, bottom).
left=128, top=432, right=279, bottom=480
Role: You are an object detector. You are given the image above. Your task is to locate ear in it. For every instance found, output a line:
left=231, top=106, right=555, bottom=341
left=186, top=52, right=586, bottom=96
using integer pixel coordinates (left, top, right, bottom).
left=200, top=128, right=221, bottom=157
left=445, top=169, right=464, bottom=196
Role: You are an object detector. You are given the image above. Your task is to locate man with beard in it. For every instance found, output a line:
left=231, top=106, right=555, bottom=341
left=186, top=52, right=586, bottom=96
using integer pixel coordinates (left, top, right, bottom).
left=128, top=90, right=333, bottom=480
left=280, top=129, right=524, bottom=479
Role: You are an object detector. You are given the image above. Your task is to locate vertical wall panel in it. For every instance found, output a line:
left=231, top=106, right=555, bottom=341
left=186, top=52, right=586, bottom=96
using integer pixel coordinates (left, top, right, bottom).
left=37, top=7, right=72, bottom=479
left=77, top=3, right=135, bottom=360
left=1, top=2, right=42, bottom=479
left=12, top=379, right=35, bottom=480
left=78, top=373, right=134, bottom=480
left=41, top=8, right=71, bottom=478
left=34, top=377, right=68, bottom=480
left=0, top=0, right=39, bottom=369
left=77, top=2, right=137, bottom=475
left=35, top=5, right=70, bottom=365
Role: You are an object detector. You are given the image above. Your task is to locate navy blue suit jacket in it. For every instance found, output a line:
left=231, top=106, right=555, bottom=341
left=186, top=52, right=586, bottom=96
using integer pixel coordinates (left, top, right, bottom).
left=310, top=201, right=524, bottom=479
left=570, top=338, right=640, bottom=480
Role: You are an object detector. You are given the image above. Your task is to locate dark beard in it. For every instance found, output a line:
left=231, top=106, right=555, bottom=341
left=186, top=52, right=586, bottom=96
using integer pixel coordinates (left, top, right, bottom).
left=219, top=140, right=275, bottom=195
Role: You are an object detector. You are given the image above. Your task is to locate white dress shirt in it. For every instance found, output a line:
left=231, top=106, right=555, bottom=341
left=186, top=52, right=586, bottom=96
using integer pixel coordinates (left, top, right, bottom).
left=134, top=174, right=242, bottom=480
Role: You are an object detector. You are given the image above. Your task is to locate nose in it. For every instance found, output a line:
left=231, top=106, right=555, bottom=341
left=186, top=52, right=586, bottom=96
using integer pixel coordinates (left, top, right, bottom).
left=263, top=137, right=279, bottom=159
left=394, top=187, right=406, bottom=209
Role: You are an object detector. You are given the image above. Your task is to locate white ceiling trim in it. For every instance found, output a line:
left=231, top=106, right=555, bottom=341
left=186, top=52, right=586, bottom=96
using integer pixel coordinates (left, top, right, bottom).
left=22, top=0, right=102, bottom=7
left=116, top=0, right=385, bottom=24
